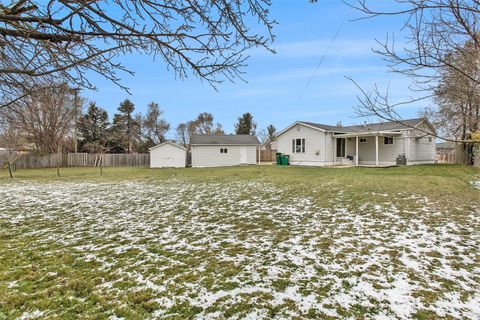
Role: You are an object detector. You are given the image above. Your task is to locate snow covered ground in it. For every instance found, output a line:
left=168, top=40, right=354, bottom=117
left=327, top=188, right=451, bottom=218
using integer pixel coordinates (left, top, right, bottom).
left=0, top=179, right=479, bottom=319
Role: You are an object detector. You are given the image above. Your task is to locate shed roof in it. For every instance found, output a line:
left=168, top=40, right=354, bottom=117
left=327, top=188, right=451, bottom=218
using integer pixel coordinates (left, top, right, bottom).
left=149, top=141, right=186, bottom=151
left=191, top=134, right=260, bottom=145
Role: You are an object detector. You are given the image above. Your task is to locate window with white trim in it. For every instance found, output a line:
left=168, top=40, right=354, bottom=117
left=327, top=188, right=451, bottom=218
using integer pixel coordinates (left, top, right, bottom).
left=291, top=138, right=305, bottom=153
left=220, top=148, right=228, bottom=153
left=359, top=138, right=367, bottom=143
left=383, top=137, right=394, bottom=145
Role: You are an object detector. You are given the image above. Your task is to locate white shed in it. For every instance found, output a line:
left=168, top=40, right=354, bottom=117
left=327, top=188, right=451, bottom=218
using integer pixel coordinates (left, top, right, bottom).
left=191, top=134, right=260, bottom=168
left=149, top=141, right=186, bottom=168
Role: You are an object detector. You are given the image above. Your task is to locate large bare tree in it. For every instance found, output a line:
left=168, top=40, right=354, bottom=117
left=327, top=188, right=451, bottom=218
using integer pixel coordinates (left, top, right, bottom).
left=175, top=120, right=197, bottom=149
left=0, top=120, right=24, bottom=178
left=421, top=42, right=480, bottom=163
left=0, top=0, right=275, bottom=107
left=348, top=1, right=480, bottom=142
left=0, top=84, right=77, bottom=155
left=140, top=102, right=170, bottom=145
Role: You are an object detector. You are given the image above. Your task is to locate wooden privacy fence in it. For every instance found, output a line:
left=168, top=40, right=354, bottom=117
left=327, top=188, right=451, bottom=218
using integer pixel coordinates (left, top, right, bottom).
left=436, top=153, right=456, bottom=163
left=0, top=153, right=150, bottom=169
left=67, top=153, right=149, bottom=167
left=260, top=149, right=276, bottom=162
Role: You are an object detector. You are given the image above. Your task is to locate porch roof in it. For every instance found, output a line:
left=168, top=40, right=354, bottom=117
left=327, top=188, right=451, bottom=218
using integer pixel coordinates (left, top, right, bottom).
left=333, top=131, right=403, bottom=138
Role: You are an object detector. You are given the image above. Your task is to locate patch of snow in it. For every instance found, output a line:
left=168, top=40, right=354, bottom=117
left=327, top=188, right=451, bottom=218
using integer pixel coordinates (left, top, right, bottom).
left=470, top=180, right=480, bottom=189
left=17, top=310, right=44, bottom=320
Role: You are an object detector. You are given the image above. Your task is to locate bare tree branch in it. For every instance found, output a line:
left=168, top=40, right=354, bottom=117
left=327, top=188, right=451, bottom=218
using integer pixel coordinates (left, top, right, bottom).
left=1, top=0, right=276, bottom=105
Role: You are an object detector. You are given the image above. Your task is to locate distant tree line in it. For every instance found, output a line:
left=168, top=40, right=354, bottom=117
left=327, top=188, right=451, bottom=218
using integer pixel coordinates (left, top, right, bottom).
left=0, top=85, right=277, bottom=155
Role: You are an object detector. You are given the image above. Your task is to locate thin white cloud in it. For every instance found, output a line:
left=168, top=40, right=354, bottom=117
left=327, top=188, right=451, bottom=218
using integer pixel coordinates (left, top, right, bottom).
left=253, top=65, right=385, bottom=83
left=252, top=39, right=376, bottom=58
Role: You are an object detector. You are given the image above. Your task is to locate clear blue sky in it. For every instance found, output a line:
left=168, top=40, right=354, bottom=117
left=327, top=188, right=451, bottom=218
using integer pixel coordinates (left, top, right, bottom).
left=84, top=1, right=425, bottom=139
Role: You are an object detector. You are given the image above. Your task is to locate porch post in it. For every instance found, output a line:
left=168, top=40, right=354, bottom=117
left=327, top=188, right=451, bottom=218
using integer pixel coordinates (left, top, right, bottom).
left=355, top=136, right=359, bottom=166
left=345, top=138, right=348, bottom=157
left=333, top=137, right=336, bottom=165
left=375, top=135, right=379, bottom=166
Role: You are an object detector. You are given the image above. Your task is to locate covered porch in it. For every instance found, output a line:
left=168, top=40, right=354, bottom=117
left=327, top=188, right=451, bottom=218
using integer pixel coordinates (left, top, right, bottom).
left=333, top=131, right=403, bottom=167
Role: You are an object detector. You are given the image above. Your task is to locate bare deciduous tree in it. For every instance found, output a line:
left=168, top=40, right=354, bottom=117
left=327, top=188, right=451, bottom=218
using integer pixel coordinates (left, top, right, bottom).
left=421, top=43, right=480, bottom=163
left=0, top=121, right=23, bottom=178
left=348, top=1, right=480, bottom=144
left=257, top=128, right=268, bottom=147
left=0, top=0, right=276, bottom=107
left=141, top=102, right=170, bottom=145
left=266, top=124, right=276, bottom=150
left=175, top=123, right=189, bottom=148
left=0, top=84, right=77, bottom=175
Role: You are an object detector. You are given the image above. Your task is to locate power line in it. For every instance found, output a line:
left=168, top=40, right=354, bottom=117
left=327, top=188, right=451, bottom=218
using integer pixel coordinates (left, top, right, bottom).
left=289, top=15, right=349, bottom=115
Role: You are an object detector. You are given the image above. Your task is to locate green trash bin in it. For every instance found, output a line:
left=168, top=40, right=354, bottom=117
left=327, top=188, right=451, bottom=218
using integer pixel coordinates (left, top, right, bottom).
left=280, top=154, right=290, bottom=165
left=276, top=152, right=282, bottom=165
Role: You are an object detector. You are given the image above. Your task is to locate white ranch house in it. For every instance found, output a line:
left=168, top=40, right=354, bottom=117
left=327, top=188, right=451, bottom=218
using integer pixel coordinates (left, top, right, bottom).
left=276, top=118, right=436, bottom=166
left=149, top=141, right=186, bottom=168
left=191, top=134, right=259, bottom=168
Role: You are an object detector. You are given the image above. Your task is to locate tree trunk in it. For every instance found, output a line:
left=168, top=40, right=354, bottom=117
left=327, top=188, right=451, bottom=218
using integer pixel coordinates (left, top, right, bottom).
left=56, top=153, right=61, bottom=177
left=100, top=154, right=103, bottom=176
left=7, top=161, right=13, bottom=179
left=474, top=146, right=480, bottom=168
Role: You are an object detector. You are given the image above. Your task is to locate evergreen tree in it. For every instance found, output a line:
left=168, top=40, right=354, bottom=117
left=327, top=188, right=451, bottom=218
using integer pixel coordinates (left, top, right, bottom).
left=106, top=114, right=128, bottom=153
left=114, top=99, right=137, bottom=153
left=234, top=112, right=256, bottom=135
left=77, top=102, right=109, bottom=153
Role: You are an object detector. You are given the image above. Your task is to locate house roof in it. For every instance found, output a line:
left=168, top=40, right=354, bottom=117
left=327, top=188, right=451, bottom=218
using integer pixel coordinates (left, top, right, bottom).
left=149, top=141, right=186, bottom=151
left=191, top=134, right=260, bottom=145
left=299, top=122, right=346, bottom=132
left=277, top=118, right=432, bottom=137
left=333, top=118, right=429, bottom=133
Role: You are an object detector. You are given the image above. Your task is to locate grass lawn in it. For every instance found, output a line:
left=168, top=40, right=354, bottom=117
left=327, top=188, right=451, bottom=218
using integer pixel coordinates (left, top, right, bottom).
left=0, top=165, right=479, bottom=319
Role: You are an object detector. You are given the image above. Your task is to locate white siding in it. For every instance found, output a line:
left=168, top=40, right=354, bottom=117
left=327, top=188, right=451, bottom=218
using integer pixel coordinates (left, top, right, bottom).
left=356, top=135, right=406, bottom=165
left=277, top=120, right=436, bottom=166
left=405, top=123, right=436, bottom=164
left=150, top=144, right=186, bottom=168
left=192, top=145, right=257, bottom=168
left=277, top=124, right=334, bottom=166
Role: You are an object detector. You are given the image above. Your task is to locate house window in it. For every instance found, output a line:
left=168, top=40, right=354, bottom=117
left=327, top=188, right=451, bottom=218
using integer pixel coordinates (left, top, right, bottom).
left=220, top=148, right=228, bottom=153
left=428, top=137, right=432, bottom=142
left=384, top=137, right=394, bottom=145
left=359, top=138, right=367, bottom=143
left=336, top=138, right=346, bottom=157
left=291, top=138, right=305, bottom=153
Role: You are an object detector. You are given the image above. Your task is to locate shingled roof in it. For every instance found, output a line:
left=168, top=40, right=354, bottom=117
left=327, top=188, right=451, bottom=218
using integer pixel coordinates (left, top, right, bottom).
left=191, top=134, right=260, bottom=145
left=298, top=118, right=428, bottom=134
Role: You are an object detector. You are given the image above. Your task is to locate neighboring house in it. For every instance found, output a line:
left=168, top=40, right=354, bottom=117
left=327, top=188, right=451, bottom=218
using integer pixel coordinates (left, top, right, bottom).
left=436, top=142, right=457, bottom=163
left=149, top=141, right=186, bottom=168
left=191, top=134, right=260, bottom=168
left=276, top=118, right=436, bottom=166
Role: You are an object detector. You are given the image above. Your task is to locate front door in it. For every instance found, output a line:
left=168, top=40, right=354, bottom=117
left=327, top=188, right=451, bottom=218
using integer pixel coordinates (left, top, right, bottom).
left=240, top=146, right=248, bottom=164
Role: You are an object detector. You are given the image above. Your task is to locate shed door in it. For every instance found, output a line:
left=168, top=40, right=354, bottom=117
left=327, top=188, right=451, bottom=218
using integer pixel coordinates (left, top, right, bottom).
left=240, top=146, right=248, bottom=164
